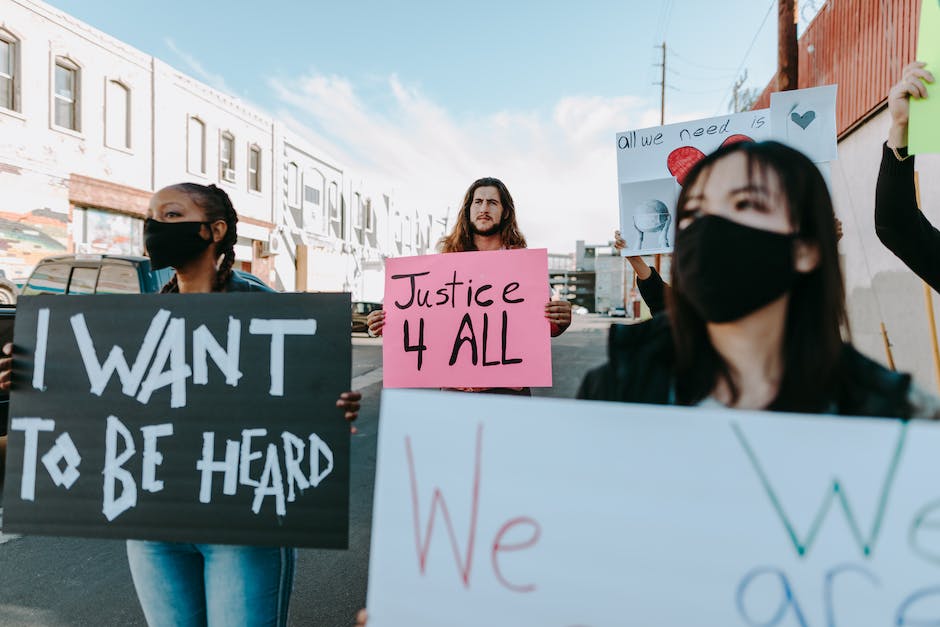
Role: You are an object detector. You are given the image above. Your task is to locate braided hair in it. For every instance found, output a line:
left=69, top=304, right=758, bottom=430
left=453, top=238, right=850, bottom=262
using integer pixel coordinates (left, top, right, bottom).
left=158, top=183, right=239, bottom=293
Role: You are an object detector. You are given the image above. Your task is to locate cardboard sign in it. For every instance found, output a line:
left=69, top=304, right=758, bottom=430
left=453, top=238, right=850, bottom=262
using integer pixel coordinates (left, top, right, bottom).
left=2, top=293, right=352, bottom=548
left=382, top=249, right=551, bottom=389
left=910, top=0, right=940, bottom=154
left=367, top=389, right=940, bottom=626
left=770, top=84, right=839, bottom=163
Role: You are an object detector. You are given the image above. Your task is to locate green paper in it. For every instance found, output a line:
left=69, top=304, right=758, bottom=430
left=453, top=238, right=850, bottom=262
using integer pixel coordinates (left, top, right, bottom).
left=910, top=0, right=940, bottom=154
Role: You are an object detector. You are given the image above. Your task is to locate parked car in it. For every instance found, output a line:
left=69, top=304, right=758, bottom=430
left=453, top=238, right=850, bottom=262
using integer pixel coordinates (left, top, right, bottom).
left=20, top=254, right=268, bottom=296
left=352, top=301, right=382, bottom=333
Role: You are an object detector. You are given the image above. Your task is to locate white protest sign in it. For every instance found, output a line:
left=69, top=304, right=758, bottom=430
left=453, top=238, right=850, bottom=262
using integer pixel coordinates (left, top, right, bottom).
left=770, top=84, right=839, bottom=163
left=615, top=110, right=772, bottom=255
left=367, top=389, right=940, bottom=626
left=616, top=109, right=772, bottom=186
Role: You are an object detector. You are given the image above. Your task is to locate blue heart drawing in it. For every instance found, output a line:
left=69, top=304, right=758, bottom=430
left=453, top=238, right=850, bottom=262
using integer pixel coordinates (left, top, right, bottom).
left=791, top=110, right=816, bottom=130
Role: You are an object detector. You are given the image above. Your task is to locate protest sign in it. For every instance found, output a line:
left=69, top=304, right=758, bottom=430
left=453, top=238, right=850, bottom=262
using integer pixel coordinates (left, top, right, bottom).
left=367, top=389, right=940, bottom=626
left=382, top=249, right=551, bottom=389
left=2, top=292, right=351, bottom=548
left=910, top=0, right=940, bottom=154
left=616, top=109, right=772, bottom=186
left=615, top=110, right=772, bottom=254
left=770, top=84, right=839, bottom=162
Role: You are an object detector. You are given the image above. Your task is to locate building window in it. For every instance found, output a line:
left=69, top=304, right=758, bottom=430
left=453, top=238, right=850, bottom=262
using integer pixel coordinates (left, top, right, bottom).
left=364, top=198, right=373, bottom=232
left=106, top=80, right=131, bottom=149
left=328, top=182, right=340, bottom=223
left=220, top=132, right=235, bottom=182
left=248, top=145, right=261, bottom=192
left=287, top=162, right=299, bottom=206
left=0, top=31, right=18, bottom=112
left=304, top=185, right=320, bottom=205
left=188, top=116, right=206, bottom=174
left=353, top=193, right=362, bottom=229
left=54, top=58, right=80, bottom=131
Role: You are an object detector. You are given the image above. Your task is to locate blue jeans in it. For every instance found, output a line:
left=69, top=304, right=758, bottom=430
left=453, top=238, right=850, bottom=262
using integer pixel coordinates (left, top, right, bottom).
left=126, top=541, right=296, bottom=627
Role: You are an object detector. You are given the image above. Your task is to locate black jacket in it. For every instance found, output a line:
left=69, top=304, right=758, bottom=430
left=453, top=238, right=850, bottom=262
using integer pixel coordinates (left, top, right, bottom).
left=637, top=267, right=667, bottom=315
left=577, top=314, right=914, bottom=419
left=874, top=142, right=940, bottom=292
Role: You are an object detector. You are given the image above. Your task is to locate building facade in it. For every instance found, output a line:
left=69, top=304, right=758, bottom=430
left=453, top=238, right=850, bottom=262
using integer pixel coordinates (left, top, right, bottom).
left=0, top=0, right=436, bottom=299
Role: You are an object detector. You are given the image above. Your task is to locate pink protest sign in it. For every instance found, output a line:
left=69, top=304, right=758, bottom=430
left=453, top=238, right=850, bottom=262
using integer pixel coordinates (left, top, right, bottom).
left=382, top=249, right=552, bottom=388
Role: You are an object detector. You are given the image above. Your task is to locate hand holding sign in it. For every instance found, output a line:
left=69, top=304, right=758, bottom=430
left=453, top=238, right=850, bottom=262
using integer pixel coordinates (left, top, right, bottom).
left=888, top=61, right=935, bottom=150
left=0, top=341, right=10, bottom=391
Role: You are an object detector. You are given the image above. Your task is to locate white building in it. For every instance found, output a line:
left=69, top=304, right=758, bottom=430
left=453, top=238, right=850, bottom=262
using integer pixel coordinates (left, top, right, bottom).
left=0, top=0, right=435, bottom=299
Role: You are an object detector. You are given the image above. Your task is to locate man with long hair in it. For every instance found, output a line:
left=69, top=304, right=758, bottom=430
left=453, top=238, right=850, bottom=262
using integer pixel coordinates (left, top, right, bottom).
left=367, top=177, right=572, bottom=395
left=371, top=177, right=571, bottom=337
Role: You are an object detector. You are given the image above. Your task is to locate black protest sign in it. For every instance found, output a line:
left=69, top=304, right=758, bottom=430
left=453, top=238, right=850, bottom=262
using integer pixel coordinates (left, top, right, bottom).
left=2, top=292, right=351, bottom=549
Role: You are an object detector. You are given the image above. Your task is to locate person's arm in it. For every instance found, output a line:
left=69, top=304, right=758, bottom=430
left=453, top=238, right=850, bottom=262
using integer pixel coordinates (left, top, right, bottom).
left=636, top=267, right=667, bottom=315
left=615, top=230, right=668, bottom=315
left=875, top=61, right=940, bottom=290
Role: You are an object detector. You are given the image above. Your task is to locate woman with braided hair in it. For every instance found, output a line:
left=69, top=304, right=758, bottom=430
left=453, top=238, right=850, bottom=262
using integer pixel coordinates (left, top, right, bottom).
left=122, top=182, right=362, bottom=626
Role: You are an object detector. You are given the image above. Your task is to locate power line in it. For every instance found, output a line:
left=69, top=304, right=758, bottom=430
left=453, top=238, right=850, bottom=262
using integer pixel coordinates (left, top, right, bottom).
left=714, top=0, right=776, bottom=115
left=668, top=48, right=739, bottom=74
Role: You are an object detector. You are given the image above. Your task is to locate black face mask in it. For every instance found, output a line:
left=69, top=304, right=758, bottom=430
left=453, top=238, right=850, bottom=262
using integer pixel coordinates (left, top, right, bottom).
left=144, top=219, right=214, bottom=270
left=675, top=214, right=798, bottom=323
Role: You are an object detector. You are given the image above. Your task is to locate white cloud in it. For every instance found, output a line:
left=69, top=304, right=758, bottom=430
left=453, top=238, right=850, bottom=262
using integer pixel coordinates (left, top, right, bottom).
left=270, top=72, right=712, bottom=253
left=164, top=38, right=233, bottom=94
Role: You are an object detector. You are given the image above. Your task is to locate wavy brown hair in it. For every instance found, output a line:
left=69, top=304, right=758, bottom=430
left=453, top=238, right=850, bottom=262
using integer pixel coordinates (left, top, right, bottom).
left=159, top=183, right=239, bottom=293
left=668, top=140, right=848, bottom=412
left=438, top=177, right=527, bottom=252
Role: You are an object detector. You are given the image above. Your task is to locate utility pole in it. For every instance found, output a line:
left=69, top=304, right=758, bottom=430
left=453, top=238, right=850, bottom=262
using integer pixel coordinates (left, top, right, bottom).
left=778, top=0, right=798, bottom=91
left=652, top=41, right=666, bottom=274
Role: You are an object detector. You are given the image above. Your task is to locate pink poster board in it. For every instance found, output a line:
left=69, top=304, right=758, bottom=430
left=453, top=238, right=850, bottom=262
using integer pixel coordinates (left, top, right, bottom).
left=382, top=249, right=552, bottom=388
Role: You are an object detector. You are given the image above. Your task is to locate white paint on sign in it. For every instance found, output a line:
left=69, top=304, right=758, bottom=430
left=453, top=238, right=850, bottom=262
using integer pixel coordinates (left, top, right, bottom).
left=10, top=417, right=55, bottom=501
left=102, top=415, right=138, bottom=522
left=248, top=318, right=318, bottom=396
left=32, top=308, right=49, bottom=391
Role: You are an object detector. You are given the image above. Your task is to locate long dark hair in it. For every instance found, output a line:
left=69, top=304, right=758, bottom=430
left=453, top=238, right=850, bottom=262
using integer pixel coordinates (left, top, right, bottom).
left=669, top=140, right=847, bottom=412
left=438, top=177, right=527, bottom=252
left=159, top=183, right=239, bottom=293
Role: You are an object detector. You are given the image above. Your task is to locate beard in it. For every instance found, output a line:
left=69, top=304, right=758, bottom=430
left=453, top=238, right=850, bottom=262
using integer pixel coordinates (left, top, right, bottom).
left=470, top=219, right=502, bottom=237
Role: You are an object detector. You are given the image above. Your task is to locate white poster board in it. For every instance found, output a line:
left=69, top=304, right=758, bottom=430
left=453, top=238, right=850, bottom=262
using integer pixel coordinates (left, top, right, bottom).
left=770, top=84, right=839, bottom=163
left=367, top=389, right=940, bottom=626
left=615, top=86, right=839, bottom=255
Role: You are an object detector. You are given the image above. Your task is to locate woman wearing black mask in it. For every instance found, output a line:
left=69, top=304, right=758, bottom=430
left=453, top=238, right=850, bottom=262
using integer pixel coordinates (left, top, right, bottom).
left=579, top=140, right=938, bottom=418
left=2, top=183, right=361, bottom=626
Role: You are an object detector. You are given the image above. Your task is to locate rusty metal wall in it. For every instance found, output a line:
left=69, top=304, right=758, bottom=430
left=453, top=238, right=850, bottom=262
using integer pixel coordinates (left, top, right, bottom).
left=752, top=0, right=920, bottom=137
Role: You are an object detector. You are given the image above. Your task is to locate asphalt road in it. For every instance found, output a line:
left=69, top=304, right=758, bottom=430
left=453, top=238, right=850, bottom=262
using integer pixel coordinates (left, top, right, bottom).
left=0, top=314, right=617, bottom=626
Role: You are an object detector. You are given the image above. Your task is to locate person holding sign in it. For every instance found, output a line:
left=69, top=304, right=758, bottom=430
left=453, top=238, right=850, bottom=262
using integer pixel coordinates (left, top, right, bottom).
left=0, top=182, right=362, bottom=627
left=580, top=140, right=940, bottom=418
left=367, top=177, right=571, bottom=394
left=875, top=61, right=939, bottom=290
left=612, top=231, right=667, bottom=315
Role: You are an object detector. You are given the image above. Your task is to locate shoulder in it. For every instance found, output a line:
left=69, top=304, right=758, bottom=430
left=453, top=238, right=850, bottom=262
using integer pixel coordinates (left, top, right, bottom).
left=837, top=344, right=912, bottom=418
left=226, top=271, right=276, bottom=293
left=578, top=314, right=674, bottom=403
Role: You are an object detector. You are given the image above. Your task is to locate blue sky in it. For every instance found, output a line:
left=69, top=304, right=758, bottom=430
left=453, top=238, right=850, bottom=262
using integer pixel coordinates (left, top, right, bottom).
left=47, top=0, right=824, bottom=252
